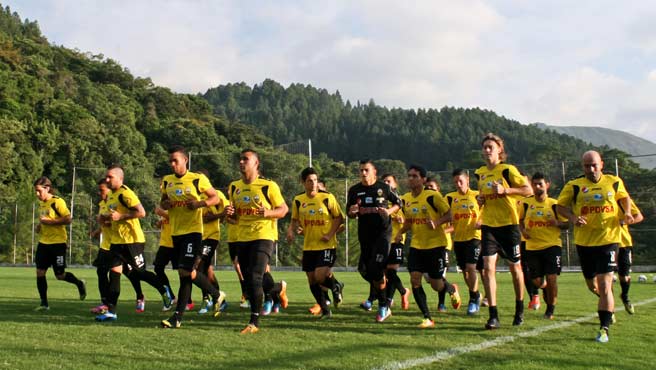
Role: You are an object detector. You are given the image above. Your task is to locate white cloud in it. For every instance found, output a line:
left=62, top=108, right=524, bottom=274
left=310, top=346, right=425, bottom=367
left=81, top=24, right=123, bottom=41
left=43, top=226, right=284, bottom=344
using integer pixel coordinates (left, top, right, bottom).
left=6, top=0, right=656, bottom=143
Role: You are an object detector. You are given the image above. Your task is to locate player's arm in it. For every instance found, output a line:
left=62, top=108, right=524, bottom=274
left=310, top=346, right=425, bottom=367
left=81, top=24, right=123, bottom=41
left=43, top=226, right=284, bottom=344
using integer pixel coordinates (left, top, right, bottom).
left=617, top=196, right=634, bottom=225
left=286, top=218, right=300, bottom=243
left=556, top=204, right=584, bottom=226
left=322, top=214, right=345, bottom=242
left=394, top=221, right=411, bottom=243
left=187, top=187, right=219, bottom=210
left=40, top=202, right=72, bottom=225
left=111, top=203, right=145, bottom=221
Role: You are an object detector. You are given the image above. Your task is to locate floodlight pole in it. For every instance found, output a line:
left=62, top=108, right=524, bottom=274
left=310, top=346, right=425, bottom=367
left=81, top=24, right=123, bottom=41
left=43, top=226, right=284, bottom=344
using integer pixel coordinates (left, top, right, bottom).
left=308, top=139, right=312, bottom=168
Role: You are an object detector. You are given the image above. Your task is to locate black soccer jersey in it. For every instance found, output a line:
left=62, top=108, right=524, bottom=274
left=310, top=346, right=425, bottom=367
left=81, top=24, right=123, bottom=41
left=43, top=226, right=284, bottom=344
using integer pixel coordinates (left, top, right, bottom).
left=347, top=180, right=401, bottom=240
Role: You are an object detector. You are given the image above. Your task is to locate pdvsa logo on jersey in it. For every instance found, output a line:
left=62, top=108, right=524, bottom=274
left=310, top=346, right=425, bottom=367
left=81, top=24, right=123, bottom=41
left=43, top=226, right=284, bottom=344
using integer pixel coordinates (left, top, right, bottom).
left=377, top=189, right=383, bottom=197
left=582, top=187, right=589, bottom=193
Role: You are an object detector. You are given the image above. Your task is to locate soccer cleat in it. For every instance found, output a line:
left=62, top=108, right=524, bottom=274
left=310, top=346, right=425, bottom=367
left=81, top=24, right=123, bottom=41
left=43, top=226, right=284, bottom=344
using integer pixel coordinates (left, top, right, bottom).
left=512, top=313, right=524, bottom=326
left=623, top=301, right=635, bottom=315
left=485, top=317, right=501, bottom=330
left=529, top=294, right=540, bottom=310
left=418, top=318, right=435, bottom=328
left=34, top=305, right=50, bottom=312
left=78, top=280, right=87, bottom=301
left=91, top=304, right=108, bottom=314
left=161, top=315, right=181, bottom=329
left=240, top=324, right=259, bottom=334
left=450, top=284, right=462, bottom=310
left=401, top=288, right=411, bottom=310
left=360, top=300, right=373, bottom=311
left=332, top=282, right=344, bottom=308
left=161, top=291, right=173, bottom=312
left=219, top=300, right=229, bottom=312
left=212, top=291, right=227, bottom=317
left=185, top=301, right=195, bottom=311
left=279, top=281, right=289, bottom=309
left=95, top=312, right=117, bottom=322
left=596, top=327, right=609, bottom=343
left=272, top=303, right=280, bottom=314
left=467, top=301, right=480, bottom=315
left=437, top=303, right=447, bottom=313
left=261, top=300, right=273, bottom=316
left=198, top=298, right=213, bottom=315
left=239, top=295, right=250, bottom=309
left=309, top=304, right=322, bottom=316
left=376, top=306, right=391, bottom=322
left=135, top=298, right=145, bottom=313
left=320, top=309, right=332, bottom=320
left=544, top=312, right=554, bottom=320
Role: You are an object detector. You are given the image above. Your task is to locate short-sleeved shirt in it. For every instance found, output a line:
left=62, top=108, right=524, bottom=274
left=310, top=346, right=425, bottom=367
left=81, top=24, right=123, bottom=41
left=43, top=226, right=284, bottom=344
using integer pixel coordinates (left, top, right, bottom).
left=98, top=199, right=111, bottom=251
left=161, top=171, right=213, bottom=236
left=159, top=217, right=173, bottom=248
left=620, top=200, right=641, bottom=248
left=519, top=196, right=565, bottom=251
left=475, top=163, right=527, bottom=227
left=106, top=185, right=145, bottom=244
left=38, top=196, right=70, bottom=244
left=557, top=174, right=629, bottom=247
left=390, top=207, right=405, bottom=244
left=400, top=189, right=450, bottom=249
left=228, top=177, right=286, bottom=242
left=202, top=189, right=228, bottom=241
left=446, top=189, right=482, bottom=242
left=291, top=191, right=343, bottom=250
left=346, top=180, right=401, bottom=241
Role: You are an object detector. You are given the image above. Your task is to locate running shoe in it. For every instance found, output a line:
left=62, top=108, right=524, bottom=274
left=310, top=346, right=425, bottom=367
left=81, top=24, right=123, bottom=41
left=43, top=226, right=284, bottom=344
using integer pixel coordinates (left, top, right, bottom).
left=198, top=298, right=213, bottom=315
left=34, top=305, right=50, bottom=312
left=450, top=284, right=462, bottom=310
left=481, top=297, right=489, bottom=307
left=95, top=312, right=117, bottom=322
left=279, top=281, right=289, bottom=309
left=596, top=327, right=609, bottom=343
left=623, top=300, right=635, bottom=315
left=272, top=303, right=280, bottom=314
left=437, top=303, right=447, bottom=313
left=544, top=312, right=554, bottom=320
left=185, top=301, right=195, bottom=311
left=161, top=290, right=173, bottom=312
left=485, top=317, right=501, bottom=330
left=332, top=282, right=344, bottom=308
left=320, top=309, right=332, bottom=320
left=401, top=288, right=411, bottom=310
left=78, top=280, right=87, bottom=301
left=91, top=304, right=108, bottom=314
left=309, top=304, right=322, bottom=316
left=261, top=300, right=273, bottom=316
left=213, top=291, right=227, bottom=317
left=161, top=315, right=181, bottom=329
left=240, top=324, right=259, bottom=334
left=219, top=300, right=229, bottom=313
left=529, top=294, right=540, bottom=310
left=512, top=313, right=524, bottom=326
left=418, top=318, right=435, bottom=328
left=239, top=295, right=250, bottom=309
left=135, top=298, right=145, bottom=313
left=360, top=300, right=373, bottom=311
left=467, top=301, right=480, bottom=315
left=376, top=306, right=391, bottom=322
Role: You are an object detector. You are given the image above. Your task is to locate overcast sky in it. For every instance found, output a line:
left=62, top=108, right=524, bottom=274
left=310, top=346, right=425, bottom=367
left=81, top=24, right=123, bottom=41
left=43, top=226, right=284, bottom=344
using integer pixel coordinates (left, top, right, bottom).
left=8, top=0, right=656, bottom=143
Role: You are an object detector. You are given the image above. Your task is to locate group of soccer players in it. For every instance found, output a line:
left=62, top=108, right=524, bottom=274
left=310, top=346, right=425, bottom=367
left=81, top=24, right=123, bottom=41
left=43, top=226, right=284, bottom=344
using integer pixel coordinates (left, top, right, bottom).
left=32, top=134, right=644, bottom=341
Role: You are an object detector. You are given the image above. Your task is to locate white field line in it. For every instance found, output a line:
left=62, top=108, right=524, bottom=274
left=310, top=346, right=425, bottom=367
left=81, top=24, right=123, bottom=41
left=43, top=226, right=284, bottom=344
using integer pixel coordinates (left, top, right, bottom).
left=373, top=297, right=656, bottom=370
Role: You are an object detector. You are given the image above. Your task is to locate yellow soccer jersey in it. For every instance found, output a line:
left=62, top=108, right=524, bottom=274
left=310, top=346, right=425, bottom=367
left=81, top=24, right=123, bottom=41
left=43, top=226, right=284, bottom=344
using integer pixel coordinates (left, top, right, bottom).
left=161, top=171, right=213, bottom=236
left=291, top=191, right=343, bottom=251
left=519, top=196, right=565, bottom=251
left=400, top=189, right=450, bottom=249
left=619, top=200, right=640, bottom=248
left=557, top=174, right=629, bottom=247
left=159, top=217, right=173, bottom=248
left=228, top=177, right=286, bottom=242
left=106, top=185, right=145, bottom=244
left=202, top=190, right=228, bottom=241
left=445, top=190, right=482, bottom=242
left=475, top=163, right=527, bottom=227
left=391, top=208, right=406, bottom=244
left=98, top=199, right=111, bottom=251
left=38, top=196, right=70, bottom=244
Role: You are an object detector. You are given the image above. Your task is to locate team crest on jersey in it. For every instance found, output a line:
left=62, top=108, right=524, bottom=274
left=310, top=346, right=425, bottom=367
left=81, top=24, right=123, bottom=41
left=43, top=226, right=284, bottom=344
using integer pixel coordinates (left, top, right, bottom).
left=582, top=187, right=589, bottom=193
left=421, top=205, right=427, bottom=214
left=365, top=197, right=373, bottom=204
left=254, top=195, right=260, bottom=202
left=175, top=189, right=183, bottom=196
left=607, top=191, right=614, bottom=200
left=185, top=187, right=192, bottom=195
left=318, top=208, right=324, bottom=214
left=243, top=196, right=251, bottom=202
left=377, top=189, right=383, bottom=196
left=593, top=194, right=603, bottom=201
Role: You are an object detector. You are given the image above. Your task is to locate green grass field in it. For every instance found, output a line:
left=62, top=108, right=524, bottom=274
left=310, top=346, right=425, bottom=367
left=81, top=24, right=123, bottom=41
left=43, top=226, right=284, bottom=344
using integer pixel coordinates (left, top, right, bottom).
left=1, top=267, right=655, bottom=370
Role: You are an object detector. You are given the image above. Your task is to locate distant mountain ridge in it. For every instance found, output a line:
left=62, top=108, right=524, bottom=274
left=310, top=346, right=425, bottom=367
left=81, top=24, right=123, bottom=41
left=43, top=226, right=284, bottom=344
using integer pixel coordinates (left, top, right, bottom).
left=533, top=123, right=656, bottom=169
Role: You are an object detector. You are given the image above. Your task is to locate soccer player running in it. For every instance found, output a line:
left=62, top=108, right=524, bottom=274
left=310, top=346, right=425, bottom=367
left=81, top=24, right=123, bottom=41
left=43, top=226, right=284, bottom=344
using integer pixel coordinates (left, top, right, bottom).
left=557, top=150, right=632, bottom=342
left=96, top=165, right=172, bottom=322
left=153, top=206, right=178, bottom=311
left=33, top=177, right=86, bottom=311
left=617, top=198, right=644, bottom=314
left=518, top=172, right=568, bottom=320
left=287, top=167, right=344, bottom=319
left=425, top=177, right=452, bottom=313
left=224, top=149, right=289, bottom=334
left=160, top=146, right=226, bottom=328
left=475, top=133, right=532, bottom=329
left=445, top=169, right=483, bottom=315
left=346, top=159, right=401, bottom=322
left=395, top=165, right=461, bottom=328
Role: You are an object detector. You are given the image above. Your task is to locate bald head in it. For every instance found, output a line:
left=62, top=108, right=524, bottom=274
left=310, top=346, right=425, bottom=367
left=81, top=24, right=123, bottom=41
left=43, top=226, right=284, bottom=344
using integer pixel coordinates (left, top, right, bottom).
left=105, top=167, right=124, bottom=190
left=582, top=150, right=603, bottom=183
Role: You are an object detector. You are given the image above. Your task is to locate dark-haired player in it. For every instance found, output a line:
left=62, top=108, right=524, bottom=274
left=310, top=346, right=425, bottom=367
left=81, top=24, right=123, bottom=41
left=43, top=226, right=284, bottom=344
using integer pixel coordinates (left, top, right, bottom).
left=33, top=177, right=86, bottom=311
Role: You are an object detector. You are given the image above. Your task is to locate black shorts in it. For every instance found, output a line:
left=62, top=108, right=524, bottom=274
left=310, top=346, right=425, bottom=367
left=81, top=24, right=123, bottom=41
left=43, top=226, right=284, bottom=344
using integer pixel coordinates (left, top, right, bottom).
left=525, top=246, right=562, bottom=278
left=617, top=247, right=633, bottom=277
left=408, top=246, right=448, bottom=279
left=302, top=249, right=337, bottom=272
left=109, top=243, right=147, bottom=270
left=387, top=242, right=404, bottom=265
left=358, top=234, right=391, bottom=282
left=153, top=245, right=180, bottom=270
left=200, top=238, right=219, bottom=265
left=93, top=248, right=113, bottom=269
left=454, top=239, right=481, bottom=270
left=481, top=225, right=521, bottom=263
left=172, top=233, right=203, bottom=272
left=576, top=244, right=618, bottom=280
left=35, top=243, right=67, bottom=275
left=228, top=242, right=239, bottom=262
